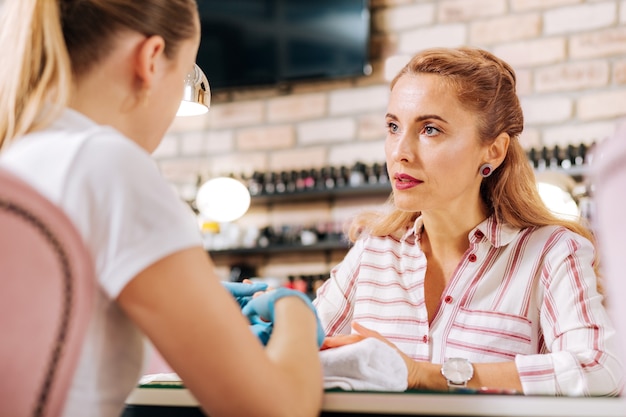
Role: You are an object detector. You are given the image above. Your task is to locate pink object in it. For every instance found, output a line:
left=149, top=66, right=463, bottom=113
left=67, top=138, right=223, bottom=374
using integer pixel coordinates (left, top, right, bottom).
left=593, top=122, right=626, bottom=370
left=0, top=168, right=95, bottom=417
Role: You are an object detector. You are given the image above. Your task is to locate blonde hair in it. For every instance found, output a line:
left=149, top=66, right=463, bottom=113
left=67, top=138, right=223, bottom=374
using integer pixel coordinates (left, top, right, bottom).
left=0, top=0, right=198, bottom=150
left=349, top=47, right=601, bottom=286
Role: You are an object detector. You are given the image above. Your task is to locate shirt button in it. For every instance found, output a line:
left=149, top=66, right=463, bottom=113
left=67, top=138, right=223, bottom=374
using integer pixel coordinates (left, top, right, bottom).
left=468, top=254, right=477, bottom=262
left=422, top=335, right=429, bottom=343
left=475, top=230, right=484, bottom=238
left=444, top=295, right=453, bottom=304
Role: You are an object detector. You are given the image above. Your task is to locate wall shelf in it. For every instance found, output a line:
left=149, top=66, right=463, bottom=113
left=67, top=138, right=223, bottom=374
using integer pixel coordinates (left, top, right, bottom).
left=209, top=239, right=351, bottom=258
left=248, top=182, right=392, bottom=205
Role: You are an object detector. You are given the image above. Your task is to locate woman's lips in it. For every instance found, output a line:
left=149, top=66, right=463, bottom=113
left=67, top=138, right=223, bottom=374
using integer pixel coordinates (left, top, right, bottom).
left=393, top=173, right=422, bottom=190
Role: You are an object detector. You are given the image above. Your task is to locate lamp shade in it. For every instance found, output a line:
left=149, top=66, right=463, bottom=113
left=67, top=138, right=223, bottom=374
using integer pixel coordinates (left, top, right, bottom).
left=177, top=64, right=211, bottom=117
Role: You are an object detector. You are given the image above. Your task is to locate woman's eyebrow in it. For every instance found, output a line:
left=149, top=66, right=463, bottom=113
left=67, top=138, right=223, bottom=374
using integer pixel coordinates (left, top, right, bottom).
left=415, top=114, right=448, bottom=124
left=385, top=113, right=449, bottom=124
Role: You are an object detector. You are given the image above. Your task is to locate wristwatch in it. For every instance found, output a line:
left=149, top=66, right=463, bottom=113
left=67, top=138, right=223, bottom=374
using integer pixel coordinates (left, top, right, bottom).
left=441, top=357, right=474, bottom=390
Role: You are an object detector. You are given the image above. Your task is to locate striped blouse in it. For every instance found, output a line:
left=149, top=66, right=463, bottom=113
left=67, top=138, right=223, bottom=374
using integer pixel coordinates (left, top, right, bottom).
left=313, top=215, right=623, bottom=396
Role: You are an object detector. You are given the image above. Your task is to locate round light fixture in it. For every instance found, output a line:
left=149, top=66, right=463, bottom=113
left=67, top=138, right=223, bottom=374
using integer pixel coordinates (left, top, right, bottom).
left=535, top=172, right=579, bottom=221
left=195, top=177, right=251, bottom=223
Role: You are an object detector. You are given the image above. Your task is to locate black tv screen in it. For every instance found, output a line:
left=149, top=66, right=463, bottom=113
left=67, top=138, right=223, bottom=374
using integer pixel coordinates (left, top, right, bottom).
left=196, top=0, right=371, bottom=91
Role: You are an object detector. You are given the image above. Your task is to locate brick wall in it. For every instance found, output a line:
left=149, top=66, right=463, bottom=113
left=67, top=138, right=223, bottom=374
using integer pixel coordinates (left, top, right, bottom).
left=155, top=0, right=626, bottom=278
left=157, top=0, right=626, bottom=194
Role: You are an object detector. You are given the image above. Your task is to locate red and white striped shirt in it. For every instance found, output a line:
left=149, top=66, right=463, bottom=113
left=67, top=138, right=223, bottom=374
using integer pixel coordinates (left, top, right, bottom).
left=314, top=215, right=623, bottom=396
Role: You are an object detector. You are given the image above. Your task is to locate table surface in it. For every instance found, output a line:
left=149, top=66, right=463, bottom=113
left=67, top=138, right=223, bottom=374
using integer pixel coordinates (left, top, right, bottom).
left=126, top=385, right=626, bottom=417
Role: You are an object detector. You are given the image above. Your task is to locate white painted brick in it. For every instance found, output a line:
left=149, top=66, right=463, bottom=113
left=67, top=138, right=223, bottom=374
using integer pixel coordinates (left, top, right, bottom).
left=153, top=134, right=179, bottom=159
left=267, top=93, right=327, bottom=123
left=178, top=130, right=235, bottom=156
left=298, top=118, right=357, bottom=145
left=493, top=37, right=566, bottom=68
left=518, top=127, right=541, bottom=149
left=329, top=86, right=389, bottom=116
left=614, top=59, right=626, bottom=84
left=291, top=78, right=354, bottom=95
left=358, top=113, right=387, bottom=141
left=206, top=152, right=268, bottom=178
left=157, top=158, right=204, bottom=185
left=237, top=125, right=295, bottom=151
left=437, top=0, right=507, bottom=23
left=207, top=101, right=265, bottom=129
left=470, top=13, right=541, bottom=45
left=542, top=121, right=618, bottom=146
left=544, top=2, right=616, bottom=35
left=521, top=96, right=573, bottom=124
left=511, top=0, right=580, bottom=12
left=398, top=24, right=467, bottom=55
left=180, top=131, right=205, bottom=156
left=535, top=60, right=610, bottom=92
left=384, top=55, right=412, bottom=81
left=516, top=69, right=533, bottom=96
left=578, top=89, right=626, bottom=121
left=374, top=3, right=435, bottom=32
left=328, top=140, right=386, bottom=166
left=570, top=27, right=626, bottom=59
left=204, top=130, right=236, bottom=154
left=269, top=146, right=328, bottom=171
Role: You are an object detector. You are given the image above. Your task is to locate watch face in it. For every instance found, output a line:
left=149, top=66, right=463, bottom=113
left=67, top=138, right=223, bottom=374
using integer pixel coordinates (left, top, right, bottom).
left=442, top=358, right=473, bottom=384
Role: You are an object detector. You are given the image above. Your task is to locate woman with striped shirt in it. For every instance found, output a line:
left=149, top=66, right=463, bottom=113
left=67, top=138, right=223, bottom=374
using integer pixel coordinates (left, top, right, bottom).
left=314, top=47, right=623, bottom=396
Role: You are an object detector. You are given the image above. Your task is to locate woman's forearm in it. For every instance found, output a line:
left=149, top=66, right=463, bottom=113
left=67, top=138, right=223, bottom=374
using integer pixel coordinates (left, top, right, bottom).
left=408, top=360, right=523, bottom=393
left=264, top=297, right=324, bottom=417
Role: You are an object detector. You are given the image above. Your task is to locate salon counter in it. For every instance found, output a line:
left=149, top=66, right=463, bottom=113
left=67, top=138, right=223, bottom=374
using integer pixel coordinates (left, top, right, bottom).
left=123, top=385, right=626, bottom=417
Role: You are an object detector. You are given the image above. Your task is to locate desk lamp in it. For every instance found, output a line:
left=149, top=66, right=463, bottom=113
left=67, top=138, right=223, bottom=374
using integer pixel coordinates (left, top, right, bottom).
left=176, top=64, right=210, bottom=117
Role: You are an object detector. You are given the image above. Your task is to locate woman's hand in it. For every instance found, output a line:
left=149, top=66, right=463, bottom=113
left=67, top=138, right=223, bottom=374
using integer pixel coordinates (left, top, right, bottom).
left=324, top=321, right=424, bottom=389
left=221, top=280, right=268, bottom=308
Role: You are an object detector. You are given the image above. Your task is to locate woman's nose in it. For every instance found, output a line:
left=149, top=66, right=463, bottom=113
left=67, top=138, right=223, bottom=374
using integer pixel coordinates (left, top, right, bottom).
left=389, top=134, right=413, bottom=163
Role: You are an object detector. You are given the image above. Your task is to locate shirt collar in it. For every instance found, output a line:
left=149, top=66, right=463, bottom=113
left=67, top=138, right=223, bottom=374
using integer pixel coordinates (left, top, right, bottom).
left=404, top=214, right=520, bottom=248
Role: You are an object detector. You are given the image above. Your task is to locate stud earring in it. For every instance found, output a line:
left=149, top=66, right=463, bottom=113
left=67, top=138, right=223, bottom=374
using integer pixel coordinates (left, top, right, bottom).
left=479, top=163, right=493, bottom=178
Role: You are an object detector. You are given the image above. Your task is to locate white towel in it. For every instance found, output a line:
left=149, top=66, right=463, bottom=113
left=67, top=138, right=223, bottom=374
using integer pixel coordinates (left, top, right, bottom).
left=320, top=338, right=408, bottom=391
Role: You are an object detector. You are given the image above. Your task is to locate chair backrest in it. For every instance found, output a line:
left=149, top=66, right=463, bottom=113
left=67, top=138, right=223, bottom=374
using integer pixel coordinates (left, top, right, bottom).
left=0, top=167, right=95, bottom=417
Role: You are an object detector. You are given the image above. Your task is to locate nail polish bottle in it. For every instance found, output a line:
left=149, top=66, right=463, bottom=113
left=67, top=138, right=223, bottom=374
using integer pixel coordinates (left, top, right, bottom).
left=264, top=172, right=276, bottom=194
left=275, top=171, right=287, bottom=193
left=549, top=145, right=561, bottom=170
left=377, top=162, right=389, bottom=183
left=527, top=148, right=537, bottom=169
left=287, top=170, right=297, bottom=193
left=322, top=166, right=335, bottom=189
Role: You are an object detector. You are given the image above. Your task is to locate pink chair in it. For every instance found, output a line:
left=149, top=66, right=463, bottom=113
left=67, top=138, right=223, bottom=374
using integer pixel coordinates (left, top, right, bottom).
left=0, top=167, right=95, bottom=417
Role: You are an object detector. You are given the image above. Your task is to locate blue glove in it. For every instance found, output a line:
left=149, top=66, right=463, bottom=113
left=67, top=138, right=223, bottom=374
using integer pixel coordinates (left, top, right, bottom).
left=221, top=281, right=268, bottom=309
left=241, top=287, right=325, bottom=347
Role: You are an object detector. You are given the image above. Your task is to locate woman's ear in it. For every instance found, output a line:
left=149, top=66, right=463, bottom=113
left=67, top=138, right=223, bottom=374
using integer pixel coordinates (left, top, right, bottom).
left=135, top=35, right=166, bottom=89
left=487, top=132, right=510, bottom=169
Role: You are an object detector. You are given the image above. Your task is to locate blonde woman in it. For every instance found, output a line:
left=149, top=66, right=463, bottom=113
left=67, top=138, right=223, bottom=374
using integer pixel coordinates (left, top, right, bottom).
left=0, top=1, right=323, bottom=416
left=314, top=47, right=623, bottom=396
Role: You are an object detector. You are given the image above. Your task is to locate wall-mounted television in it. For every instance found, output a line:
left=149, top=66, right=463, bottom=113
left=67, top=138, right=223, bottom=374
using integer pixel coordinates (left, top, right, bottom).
left=196, top=0, right=372, bottom=92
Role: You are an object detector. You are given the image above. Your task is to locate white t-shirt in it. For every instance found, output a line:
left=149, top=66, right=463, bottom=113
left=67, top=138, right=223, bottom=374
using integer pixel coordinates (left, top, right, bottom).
left=0, top=109, right=202, bottom=417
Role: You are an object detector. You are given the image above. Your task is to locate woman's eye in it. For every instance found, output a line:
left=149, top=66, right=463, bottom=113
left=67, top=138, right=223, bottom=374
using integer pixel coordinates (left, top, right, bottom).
left=387, top=122, right=399, bottom=133
left=423, top=125, right=440, bottom=136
